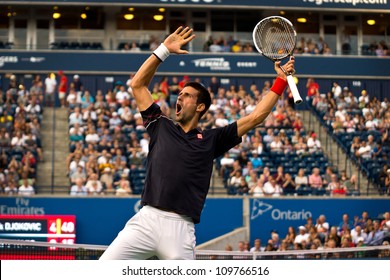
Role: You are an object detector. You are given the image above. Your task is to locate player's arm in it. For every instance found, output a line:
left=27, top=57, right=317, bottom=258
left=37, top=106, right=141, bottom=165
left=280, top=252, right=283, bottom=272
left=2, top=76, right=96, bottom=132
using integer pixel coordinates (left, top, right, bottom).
left=130, top=26, right=195, bottom=112
left=237, top=57, right=295, bottom=137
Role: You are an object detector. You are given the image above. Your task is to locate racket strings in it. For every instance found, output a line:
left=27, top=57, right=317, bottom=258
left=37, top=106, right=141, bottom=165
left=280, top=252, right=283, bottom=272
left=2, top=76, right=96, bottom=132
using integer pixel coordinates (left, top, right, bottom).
left=255, top=19, right=296, bottom=60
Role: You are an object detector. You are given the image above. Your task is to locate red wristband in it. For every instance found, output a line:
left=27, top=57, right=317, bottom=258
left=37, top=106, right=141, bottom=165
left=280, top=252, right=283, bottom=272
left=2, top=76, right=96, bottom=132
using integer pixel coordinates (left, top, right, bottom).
left=271, top=77, right=288, bottom=96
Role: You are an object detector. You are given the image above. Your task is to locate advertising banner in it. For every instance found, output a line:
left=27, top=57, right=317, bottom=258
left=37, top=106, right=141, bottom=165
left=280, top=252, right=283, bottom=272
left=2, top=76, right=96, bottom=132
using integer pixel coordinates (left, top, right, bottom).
left=249, top=198, right=390, bottom=246
left=1, top=51, right=390, bottom=79
left=0, top=197, right=243, bottom=246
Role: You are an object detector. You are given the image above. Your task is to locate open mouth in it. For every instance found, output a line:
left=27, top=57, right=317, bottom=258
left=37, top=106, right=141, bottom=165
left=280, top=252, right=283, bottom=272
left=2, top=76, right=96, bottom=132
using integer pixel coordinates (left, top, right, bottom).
left=176, top=103, right=182, bottom=115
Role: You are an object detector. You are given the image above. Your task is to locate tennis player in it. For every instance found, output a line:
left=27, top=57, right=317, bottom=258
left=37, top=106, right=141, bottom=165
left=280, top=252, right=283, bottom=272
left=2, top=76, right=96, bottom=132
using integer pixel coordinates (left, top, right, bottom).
left=100, top=26, right=295, bottom=260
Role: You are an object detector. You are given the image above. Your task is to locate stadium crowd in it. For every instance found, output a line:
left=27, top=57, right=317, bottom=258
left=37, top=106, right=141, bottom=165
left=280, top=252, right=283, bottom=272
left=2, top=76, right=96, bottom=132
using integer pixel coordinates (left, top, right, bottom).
left=230, top=211, right=390, bottom=256
left=308, top=78, right=390, bottom=195
left=115, top=34, right=390, bottom=56
left=0, top=74, right=44, bottom=196
left=201, top=35, right=389, bottom=56
left=61, top=71, right=390, bottom=197
left=63, top=73, right=328, bottom=197
left=0, top=68, right=389, bottom=198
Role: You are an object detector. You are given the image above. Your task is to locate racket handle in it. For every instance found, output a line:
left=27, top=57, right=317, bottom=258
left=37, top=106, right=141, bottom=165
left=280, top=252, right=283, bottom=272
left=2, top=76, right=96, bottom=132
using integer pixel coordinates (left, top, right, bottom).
left=286, top=75, right=303, bottom=104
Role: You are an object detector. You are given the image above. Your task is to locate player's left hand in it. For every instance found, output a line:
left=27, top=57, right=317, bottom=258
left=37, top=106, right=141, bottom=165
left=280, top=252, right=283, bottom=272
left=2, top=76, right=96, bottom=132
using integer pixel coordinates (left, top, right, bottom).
left=163, top=26, right=195, bottom=54
left=275, top=56, right=295, bottom=80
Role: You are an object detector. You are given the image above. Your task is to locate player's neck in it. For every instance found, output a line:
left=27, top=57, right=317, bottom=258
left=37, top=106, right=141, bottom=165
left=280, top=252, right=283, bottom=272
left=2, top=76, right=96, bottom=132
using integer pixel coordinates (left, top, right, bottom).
left=177, top=120, right=199, bottom=133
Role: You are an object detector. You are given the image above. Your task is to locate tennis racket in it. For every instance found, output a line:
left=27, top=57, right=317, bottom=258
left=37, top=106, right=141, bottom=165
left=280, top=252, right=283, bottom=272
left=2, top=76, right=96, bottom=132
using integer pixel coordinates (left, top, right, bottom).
left=252, top=16, right=303, bottom=104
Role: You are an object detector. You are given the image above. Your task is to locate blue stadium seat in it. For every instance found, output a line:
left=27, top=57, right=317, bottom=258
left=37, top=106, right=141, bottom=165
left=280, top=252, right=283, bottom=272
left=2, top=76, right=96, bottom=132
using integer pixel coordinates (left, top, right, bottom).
left=297, top=185, right=312, bottom=196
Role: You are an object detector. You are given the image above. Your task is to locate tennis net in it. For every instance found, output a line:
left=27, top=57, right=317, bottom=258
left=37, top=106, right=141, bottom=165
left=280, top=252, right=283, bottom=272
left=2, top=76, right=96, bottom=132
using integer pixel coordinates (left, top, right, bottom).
left=1, top=239, right=389, bottom=260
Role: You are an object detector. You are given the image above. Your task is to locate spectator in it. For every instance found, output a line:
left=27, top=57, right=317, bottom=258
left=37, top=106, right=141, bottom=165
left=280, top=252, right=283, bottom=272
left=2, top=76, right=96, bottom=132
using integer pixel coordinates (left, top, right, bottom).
left=18, top=178, right=35, bottom=196
left=366, top=220, right=385, bottom=246
left=237, top=240, right=249, bottom=252
left=356, top=140, right=372, bottom=160
left=85, top=173, right=104, bottom=195
left=343, top=114, right=356, bottom=133
left=282, top=173, right=296, bottom=195
left=259, top=166, right=271, bottom=183
left=214, top=109, right=229, bottom=128
left=283, top=138, right=293, bottom=154
left=249, top=178, right=265, bottom=197
left=338, top=214, right=354, bottom=235
left=294, top=226, right=310, bottom=245
left=81, top=90, right=94, bottom=109
left=209, top=39, right=223, bottom=53
left=328, top=226, right=341, bottom=247
left=246, top=169, right=258, bottom=189
left=58, top=70, right=68, bottom=107
left=70, top=164, right=87, bottom=184
left=69, top=106, right=83, bottom=126
left=273, top=166, right=286, bottom=186
left=263, top=128, right=275, bottom=147
left=307, top=132, right=322, bottom=153
left=129, top=42, right=141, bottom=52
left=308, top=168, right=323, bottom=189
left=308, top=226, right=320, bottom=246
left=380, top=212, right=390, bottom=230
left=295, top=168, right=309, bottom=189
left=283, top=226, right=297, bottom=248
left=249, top=151, right=263, bottom=171
left=263, top=177, right=282, bottom=197
left=229, top=169, right=244, bottom=189
left=330, top=181, right=347, bottom=196
left=331, top=81, right=342, bottom=100
left=250, top=239, right=263, bottom=252
left=250, top=133, right=264, bottom=155
left=219, top=152, right=234, bottom=178
left=268, top=232, right=281, bottom=250
left=100, top=167, right=114, bottom=193
left=67, top=89, right=81, bottom=109
left=306, top=77, right=319, bottom=99
left=21, top=150, right=37, bottom=178
left=294, top=136, right=308, bottom=156
left=237, top=177, right=249, bottom=195
left=70, top=178, right=87, bottom=196
left=323, top=166, right=336, bottom=185
left=315, top=214, right=330, bottom=240
left=44, top=72, right=57, bottom=107
left=270, top=135, right=284, bottom=152
left=115, top=173, right=132, bottom=196
left=342, top=174, right=359, bottom=194
left=72, top=74, right=83, bottom=94
left=115, top=85, right=130, bottom=106
left=358, top=90, right=369, bottom=108
left=242, top=161, right=254, bottom=178
left=331, top=115, right=344, bottom=134
left=351, top=225, right=368, bottom=245
left=109, top=112, right=122, bottom=130
left=4, top=180, right=18, bottom=196
left=326, top=174, right=340, bottom=192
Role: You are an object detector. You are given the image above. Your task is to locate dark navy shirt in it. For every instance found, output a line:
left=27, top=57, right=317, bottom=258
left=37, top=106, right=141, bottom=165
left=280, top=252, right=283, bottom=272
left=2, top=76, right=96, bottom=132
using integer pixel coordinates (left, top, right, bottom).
left=140, top=103, right=241, bottom=223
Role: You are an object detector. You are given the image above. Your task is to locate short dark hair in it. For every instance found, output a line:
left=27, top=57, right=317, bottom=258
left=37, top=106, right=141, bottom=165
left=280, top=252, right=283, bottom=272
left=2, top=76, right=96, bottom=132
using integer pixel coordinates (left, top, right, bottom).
left=184, top=81, right=211, bottom=120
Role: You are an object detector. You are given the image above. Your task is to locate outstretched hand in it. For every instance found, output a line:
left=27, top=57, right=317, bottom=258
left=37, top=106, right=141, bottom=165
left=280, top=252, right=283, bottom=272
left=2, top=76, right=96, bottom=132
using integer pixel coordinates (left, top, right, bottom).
left=163, top=26, right=195, bottom=54
left=275, top=56, right=295, bottom=80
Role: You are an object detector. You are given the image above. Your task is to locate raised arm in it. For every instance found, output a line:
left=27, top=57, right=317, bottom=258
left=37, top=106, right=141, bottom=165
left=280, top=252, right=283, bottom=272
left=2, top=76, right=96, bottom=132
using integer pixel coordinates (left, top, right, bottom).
left=130, top=27, right=195, bottom=112
left=236, top=57, right=296, bottom=137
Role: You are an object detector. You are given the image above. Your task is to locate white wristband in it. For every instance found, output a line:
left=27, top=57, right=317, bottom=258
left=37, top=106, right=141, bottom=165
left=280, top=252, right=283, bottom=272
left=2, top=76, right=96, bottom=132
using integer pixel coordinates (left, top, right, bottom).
left=153, top=43, right=170, bottom=62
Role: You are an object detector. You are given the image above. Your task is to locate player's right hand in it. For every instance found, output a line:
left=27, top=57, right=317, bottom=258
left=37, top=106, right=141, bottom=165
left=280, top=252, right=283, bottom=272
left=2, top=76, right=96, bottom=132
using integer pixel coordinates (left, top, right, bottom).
left=275, top=56, right=295, bottom=80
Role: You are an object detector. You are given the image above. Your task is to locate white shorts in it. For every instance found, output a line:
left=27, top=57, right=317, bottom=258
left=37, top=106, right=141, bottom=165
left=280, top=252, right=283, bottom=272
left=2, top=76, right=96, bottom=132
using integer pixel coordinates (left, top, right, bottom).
left=99, top=205, right=196, bottom=260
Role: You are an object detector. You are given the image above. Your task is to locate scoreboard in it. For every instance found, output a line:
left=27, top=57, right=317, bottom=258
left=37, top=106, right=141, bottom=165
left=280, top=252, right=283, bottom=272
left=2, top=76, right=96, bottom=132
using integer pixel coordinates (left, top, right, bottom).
left=0, top=215, right=76, bottom=244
